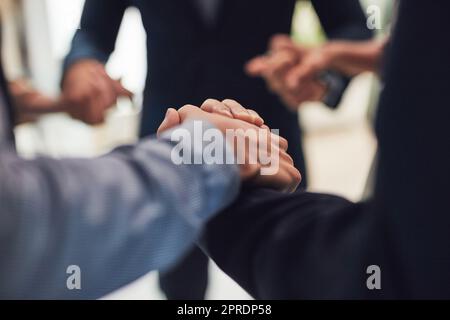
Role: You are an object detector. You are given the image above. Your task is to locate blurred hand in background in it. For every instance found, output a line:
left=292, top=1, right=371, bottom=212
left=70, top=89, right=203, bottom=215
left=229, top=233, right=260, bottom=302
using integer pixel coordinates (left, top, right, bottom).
left=9, top=79, right=64, bottom=125
left=246, top=34, right=327, bottom=111
left=61, top=59, right=133, bottom=125
left=247, top=34, right=387, bottom=111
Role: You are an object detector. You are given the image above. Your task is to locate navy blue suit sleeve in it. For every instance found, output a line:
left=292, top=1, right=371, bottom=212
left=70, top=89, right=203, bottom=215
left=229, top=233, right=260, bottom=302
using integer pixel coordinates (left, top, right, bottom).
left=311, top=0, right=373, bottom=108
left=63, top=0, right=130, bottom=72
left=312, top=0, right=372, bottom=41
left=200, top=189, right=376, bottom=299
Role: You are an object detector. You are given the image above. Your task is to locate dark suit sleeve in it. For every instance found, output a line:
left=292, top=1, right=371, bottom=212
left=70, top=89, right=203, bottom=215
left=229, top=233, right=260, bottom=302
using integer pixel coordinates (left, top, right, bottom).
left=200, top=188, right=378, bottom=299
left=202, top=1, right=450, bottom=299
left=311, top=0, right=373, bottom=108
left=63, top=0, right=130, bottom=72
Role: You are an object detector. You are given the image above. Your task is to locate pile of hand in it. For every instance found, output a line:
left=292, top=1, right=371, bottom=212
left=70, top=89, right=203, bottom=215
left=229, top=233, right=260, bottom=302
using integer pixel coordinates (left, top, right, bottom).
left=246, top=34, right=329, bottom=111
left=157, top=98, right=302, bottom=194
left=246, top=34, right=386, bottom=111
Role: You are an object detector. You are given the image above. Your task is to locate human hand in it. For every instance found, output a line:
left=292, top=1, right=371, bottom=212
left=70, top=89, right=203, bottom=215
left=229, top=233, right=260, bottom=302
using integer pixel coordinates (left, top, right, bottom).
left=246, top=34, right=327, bottom=111
left=200, top=98, right=265, bottom=127
left=61, top=59, right=133, bottom=125
left=9, top=79, right=65, bottom=124
left=157, top=102, right=301, bottom=193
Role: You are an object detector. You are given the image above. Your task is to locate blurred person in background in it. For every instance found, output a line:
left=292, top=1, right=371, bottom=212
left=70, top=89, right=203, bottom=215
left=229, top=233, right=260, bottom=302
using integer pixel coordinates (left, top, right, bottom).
left=0, top=0, right=67, bottom=126
left=62, top=0, right=372, bottom=299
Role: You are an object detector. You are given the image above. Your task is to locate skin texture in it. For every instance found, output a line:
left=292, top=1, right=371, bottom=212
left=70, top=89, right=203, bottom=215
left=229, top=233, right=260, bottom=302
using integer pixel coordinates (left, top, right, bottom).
left=246, top=34, right=327, bottom=111
left=9, top=79, right=64, bottom=125
left=247, top=34, right=387, bottom=111
left=157, top=99, right=301, bottom=193
left=316, top=39, right=387, bottom=76
left=62, top=59, right=133, bottom=125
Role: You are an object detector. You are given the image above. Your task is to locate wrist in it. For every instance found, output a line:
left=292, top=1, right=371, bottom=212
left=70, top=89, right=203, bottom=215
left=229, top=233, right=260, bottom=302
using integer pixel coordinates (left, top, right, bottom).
left=318, top=43, right=340, bottom=69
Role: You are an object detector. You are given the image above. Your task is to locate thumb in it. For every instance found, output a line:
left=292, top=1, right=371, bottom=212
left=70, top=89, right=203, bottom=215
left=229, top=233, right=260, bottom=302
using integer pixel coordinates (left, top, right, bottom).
left=113, top=79, right=134, bottom=98
left=157, top=108, right=181, bottom=137
left=286, top=63, right=316, bottom=90
left=269, top=34, right=295, bottom=52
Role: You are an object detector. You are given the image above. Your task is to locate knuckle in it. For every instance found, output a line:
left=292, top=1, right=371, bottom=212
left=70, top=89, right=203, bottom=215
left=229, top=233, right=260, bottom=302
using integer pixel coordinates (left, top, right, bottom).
left=203, top=98, right=220, bottom=105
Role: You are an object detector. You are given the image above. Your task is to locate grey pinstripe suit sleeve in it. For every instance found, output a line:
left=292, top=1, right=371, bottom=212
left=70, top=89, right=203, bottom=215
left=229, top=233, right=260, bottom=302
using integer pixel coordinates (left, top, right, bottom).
left=0, top=120, right=240, bottom=299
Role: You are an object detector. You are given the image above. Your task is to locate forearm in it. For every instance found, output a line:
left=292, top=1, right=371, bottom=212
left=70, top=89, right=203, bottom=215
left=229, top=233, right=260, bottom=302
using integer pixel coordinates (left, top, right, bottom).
left=200, top=188, right=373, bottom=299
left=63, top=0, right=129, bottom=73
left=0, top=121, right=239, bottom=299
left=323, top=40, right=387, bottom=76
left=311, top=0, right=373, bottom=108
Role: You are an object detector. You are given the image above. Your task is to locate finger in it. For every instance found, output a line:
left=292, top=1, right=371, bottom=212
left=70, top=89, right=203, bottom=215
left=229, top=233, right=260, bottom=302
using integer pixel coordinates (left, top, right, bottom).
left=240, top=163, right=261, bottom=182
left=247, top=109, right=265, bottom=127
left=282, top=162, right=302, bottom=193
left=263, top=51, right=297, bottom=92
left=288, top=81, right=325, bottom=107
left=269, top=34, right=296, bottom=52
left=258, top=126, right=288, bottom=153
left=258, top=161, right=301, bottom=193
left=286, top=52, right=326, bottom=90
left=265, top=50, right=297, bottom=77
left=274, top=134, right=289, bottom=152
left=263, top=53, right=296, bottom=93
left=157, top=108, right=181, bottom=136
left=222, top=99, right=255, bottom=124
left=251, top=171, right=287, bottom=192
left=86, top=94, right=106, bottom=125
left=245, top=55, right=269, bottom=77
left=87, top=68, right=116, bottom=108
left=201, top=99, right=233, bottom=118
left=96, top=77, right=117, bottom=110
left=113, top=79, right=134, bottom=98
left=200, top=98, right=221, bottom=112
left=177, top=104, right=205, bottom=122
left=86, top=77, right=109, bottom=124
left=285, top=63, right=311, bottom=90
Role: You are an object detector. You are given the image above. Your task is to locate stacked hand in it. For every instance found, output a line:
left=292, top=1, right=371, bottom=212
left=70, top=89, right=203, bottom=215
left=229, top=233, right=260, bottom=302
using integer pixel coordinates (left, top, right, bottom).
left=62, top=59, right=133, bottom=125
left=158, top=99, right=301, bottom=193
left=246, top=34, right=328, bottom=111
left=247, top=35, right=387, bottom=112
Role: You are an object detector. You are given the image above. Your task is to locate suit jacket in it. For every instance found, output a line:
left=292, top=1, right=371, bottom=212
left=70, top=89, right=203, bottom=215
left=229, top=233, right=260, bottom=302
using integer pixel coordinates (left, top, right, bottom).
left=201, top=0, right=450, bottom=299
left=0, top=65, right=15, bottom=145
left=0, top=66, right=240, bottom=298
left=65, top=0, right=371, bottom=173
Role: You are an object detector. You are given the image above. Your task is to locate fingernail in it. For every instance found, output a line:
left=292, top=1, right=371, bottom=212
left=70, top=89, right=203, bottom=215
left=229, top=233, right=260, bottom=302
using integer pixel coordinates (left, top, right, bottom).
left=162, top=109, right=172, bottom=124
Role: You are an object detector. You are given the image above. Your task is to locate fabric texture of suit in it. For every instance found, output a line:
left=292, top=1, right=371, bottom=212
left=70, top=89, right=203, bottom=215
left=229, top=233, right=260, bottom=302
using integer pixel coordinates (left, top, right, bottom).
left=201, top=0, right=450, bottom=299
